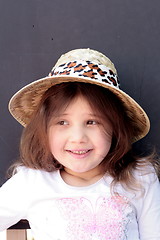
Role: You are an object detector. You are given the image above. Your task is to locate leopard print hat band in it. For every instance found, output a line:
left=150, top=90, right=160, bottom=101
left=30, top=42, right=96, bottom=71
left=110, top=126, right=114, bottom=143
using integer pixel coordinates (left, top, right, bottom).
left=8, top=48, right=150, bottom=141
left=50, top=60, right=119, bottom=88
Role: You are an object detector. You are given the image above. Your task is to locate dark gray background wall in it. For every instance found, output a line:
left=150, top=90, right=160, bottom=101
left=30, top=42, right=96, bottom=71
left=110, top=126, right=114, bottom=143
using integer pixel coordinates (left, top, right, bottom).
left=0, top=0, right=160, bottom=185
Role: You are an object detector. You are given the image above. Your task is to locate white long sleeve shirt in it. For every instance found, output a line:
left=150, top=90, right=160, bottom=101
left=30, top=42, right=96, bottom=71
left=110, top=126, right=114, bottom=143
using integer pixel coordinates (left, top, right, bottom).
left=0, top=166, right=160, bottom=240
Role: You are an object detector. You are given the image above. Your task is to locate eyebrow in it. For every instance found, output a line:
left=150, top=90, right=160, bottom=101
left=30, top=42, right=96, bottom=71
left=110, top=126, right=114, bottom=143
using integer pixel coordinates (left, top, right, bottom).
left=56, top=113, right=102, bottom=118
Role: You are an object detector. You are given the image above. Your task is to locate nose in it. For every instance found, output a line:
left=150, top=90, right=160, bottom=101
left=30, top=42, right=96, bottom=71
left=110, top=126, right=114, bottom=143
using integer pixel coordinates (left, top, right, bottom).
left=69, top=125, right=88, bottom=143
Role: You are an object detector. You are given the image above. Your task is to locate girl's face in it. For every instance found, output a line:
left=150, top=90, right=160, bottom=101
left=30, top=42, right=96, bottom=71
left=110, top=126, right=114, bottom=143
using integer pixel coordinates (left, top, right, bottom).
left=48, top=96, right=112, bottom=177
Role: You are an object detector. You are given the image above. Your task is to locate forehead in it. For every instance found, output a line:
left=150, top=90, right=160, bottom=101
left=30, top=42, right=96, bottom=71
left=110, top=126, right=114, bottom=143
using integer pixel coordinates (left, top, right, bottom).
left=59, top=96, right=95, bottom=115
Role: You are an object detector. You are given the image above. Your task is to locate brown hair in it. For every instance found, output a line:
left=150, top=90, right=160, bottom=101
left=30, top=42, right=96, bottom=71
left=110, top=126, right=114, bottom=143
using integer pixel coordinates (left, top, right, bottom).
left=11, top=82, right=159, bottom=189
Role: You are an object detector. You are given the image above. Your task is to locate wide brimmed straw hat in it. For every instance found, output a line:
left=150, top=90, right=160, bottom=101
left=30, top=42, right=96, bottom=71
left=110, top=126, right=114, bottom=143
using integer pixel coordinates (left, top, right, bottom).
left=9, top=48, right=150, bottom=142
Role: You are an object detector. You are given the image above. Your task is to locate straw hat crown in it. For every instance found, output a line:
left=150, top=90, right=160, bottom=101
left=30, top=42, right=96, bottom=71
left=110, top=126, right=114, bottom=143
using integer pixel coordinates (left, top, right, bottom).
left=53, top=48, right=117, bottom=74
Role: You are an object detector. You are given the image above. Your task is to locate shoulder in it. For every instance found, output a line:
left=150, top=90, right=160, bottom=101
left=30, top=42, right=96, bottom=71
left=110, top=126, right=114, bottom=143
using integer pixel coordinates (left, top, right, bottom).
left=132, top=163, right=160, bottom=202
left=115, top=163, right=160, bottom=200
left=1, top=167, right=59, bottom=190
left=134, top=162, right=159, bottom=185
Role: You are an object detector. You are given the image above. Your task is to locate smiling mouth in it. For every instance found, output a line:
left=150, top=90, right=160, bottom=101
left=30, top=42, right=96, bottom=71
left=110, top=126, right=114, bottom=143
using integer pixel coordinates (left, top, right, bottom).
left=67, top=150, right=91, bottom=155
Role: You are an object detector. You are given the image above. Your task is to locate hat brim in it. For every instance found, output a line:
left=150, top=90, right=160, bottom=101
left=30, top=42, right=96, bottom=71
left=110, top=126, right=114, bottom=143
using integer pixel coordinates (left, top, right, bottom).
left=9, top=75, right=150, bottom=142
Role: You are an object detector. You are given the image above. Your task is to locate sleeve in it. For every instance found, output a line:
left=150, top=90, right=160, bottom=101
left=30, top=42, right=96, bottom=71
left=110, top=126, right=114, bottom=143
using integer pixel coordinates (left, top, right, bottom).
left=136, top=170, right=160, bottom=240
left=0, top=167, right=32, bottom=231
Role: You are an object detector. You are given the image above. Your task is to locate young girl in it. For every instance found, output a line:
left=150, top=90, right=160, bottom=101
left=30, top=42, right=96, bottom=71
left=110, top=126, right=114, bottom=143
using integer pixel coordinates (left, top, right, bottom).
left=0, top=48, right=160, bottom=240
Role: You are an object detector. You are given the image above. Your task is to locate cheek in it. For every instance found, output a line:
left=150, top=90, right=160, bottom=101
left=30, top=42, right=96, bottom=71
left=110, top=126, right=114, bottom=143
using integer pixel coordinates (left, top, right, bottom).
left=48, top=129, right=58, bottom=151
left=98, top=132, right=112, bottom=152
left=48, top=128, right=66, bottom=155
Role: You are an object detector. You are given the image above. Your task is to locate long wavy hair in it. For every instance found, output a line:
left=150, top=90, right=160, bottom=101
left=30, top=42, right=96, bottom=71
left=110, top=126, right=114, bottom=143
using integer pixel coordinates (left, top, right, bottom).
left=10, top=82, right=159, bottom=190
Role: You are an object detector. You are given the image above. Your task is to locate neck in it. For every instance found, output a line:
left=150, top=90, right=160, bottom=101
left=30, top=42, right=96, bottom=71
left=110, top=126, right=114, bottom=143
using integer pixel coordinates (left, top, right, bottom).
left=60, top=166, right=104, bottom=187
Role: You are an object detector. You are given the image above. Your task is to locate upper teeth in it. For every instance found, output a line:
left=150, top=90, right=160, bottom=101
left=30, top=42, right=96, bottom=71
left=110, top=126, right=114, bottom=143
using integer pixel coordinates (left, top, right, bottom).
left=71, top=150, right=88, bottom=154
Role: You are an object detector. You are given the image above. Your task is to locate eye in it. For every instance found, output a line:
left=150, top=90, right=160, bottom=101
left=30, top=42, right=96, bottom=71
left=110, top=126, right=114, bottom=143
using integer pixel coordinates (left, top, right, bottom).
left=58, top=120, right=68, bottom=125
left=87, top=120, right=98, bottom=125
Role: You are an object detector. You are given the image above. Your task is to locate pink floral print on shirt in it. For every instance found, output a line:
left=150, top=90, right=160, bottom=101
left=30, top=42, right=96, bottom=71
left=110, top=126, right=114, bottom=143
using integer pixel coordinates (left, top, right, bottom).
left=56, top=195, right=134, bottom=240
